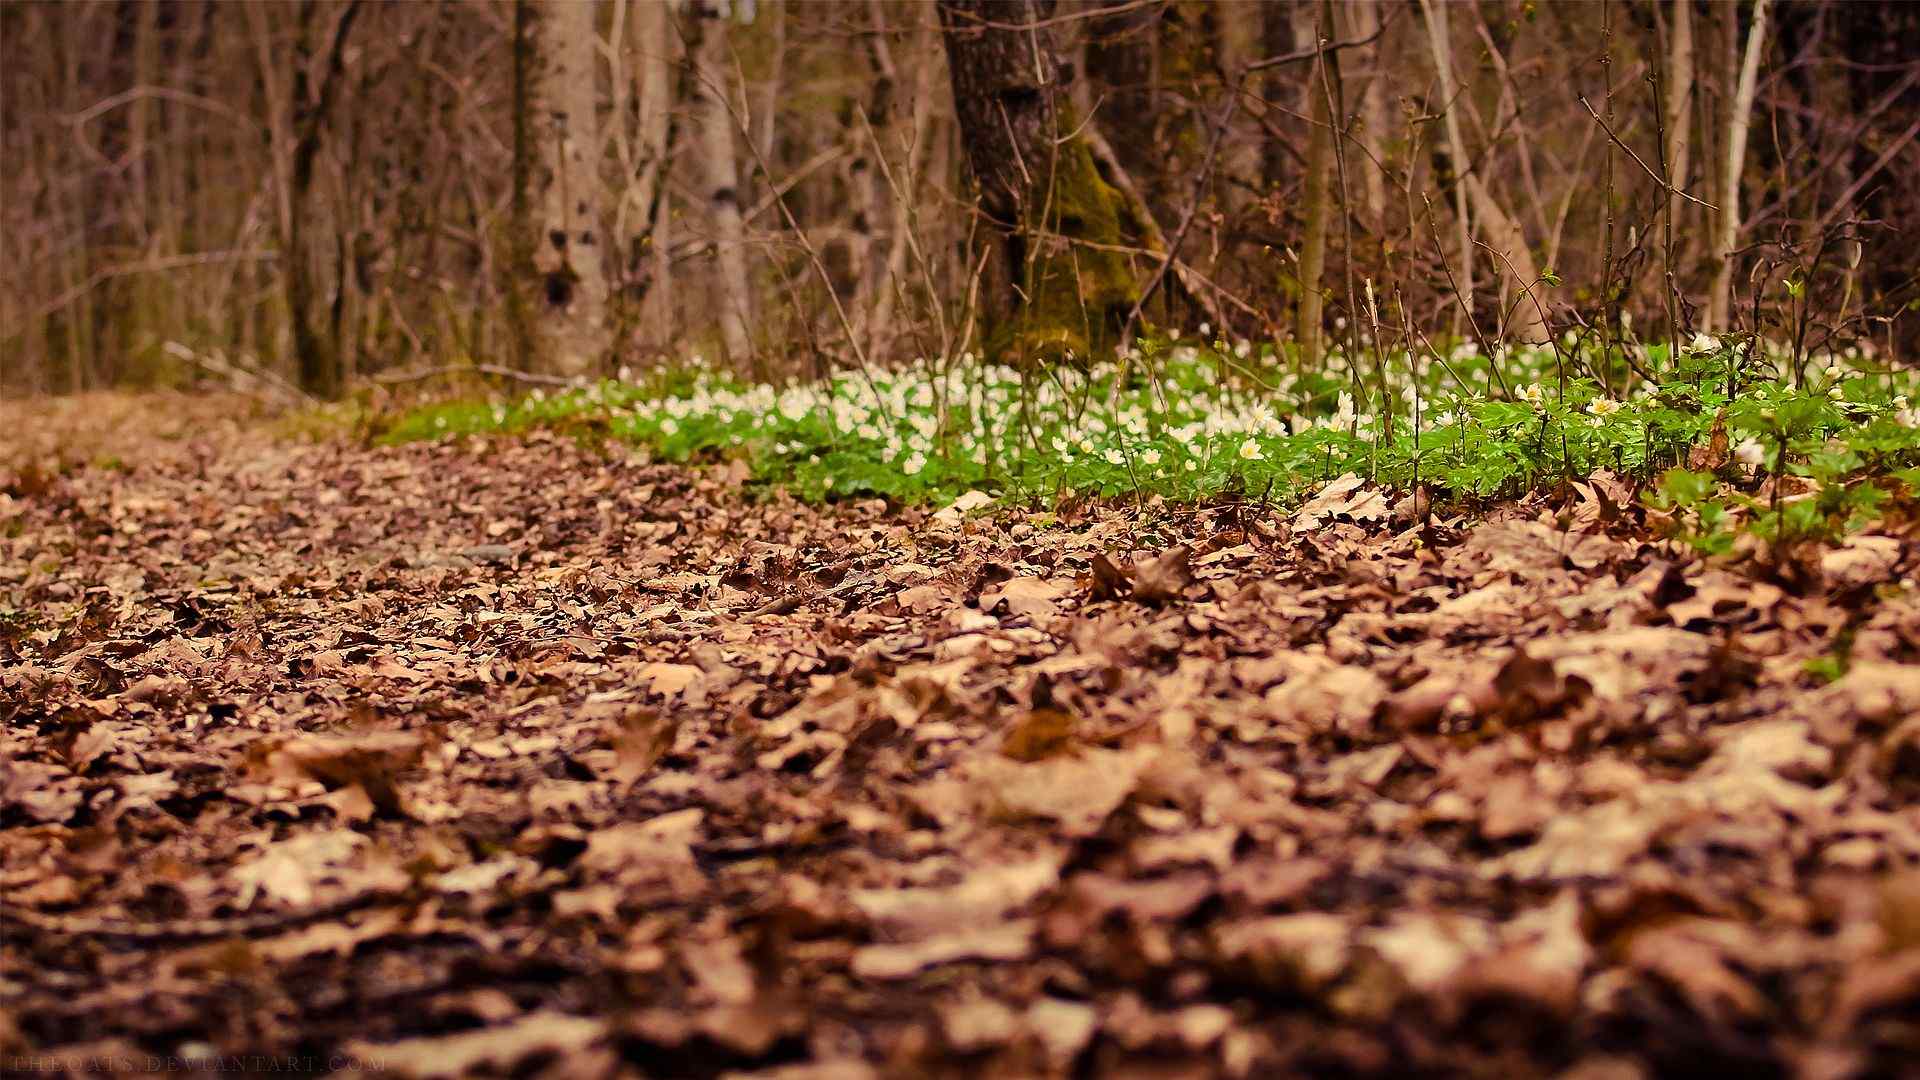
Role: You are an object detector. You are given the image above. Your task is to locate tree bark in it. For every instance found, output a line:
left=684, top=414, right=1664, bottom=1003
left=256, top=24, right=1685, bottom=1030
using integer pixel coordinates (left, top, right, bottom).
left=1084, top=0, right=1158, bottom=202
left=689, top=0, right=752, bottom=364
left=1707, top=0, right=1770, bottom=332
left=1338, top=0, right=1388, bottom=224
left=523, top=0, right=613, bottom=377
left=937, top=0, right=1140, bottom=366
left=1213, top=0, right=1262, bottom=220
left=1293, top=1, right=1331, bottom=364
left=249, top=0, right=360, bottom=400
left=1419, top=0, right=1474, bottom=334
left=1664, top=0, right=1695, bottom=260
left=863, top=5, right=940, bottom=360
left=1420, top=0, right=1549, bottom=342
left=610, top=0, right=675, bottom=349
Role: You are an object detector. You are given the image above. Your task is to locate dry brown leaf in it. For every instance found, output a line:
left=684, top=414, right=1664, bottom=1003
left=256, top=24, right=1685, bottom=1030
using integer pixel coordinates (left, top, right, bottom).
left=979, top=576, right=1073, bottom=619
left=343, top=1011, right=609, bottom=1079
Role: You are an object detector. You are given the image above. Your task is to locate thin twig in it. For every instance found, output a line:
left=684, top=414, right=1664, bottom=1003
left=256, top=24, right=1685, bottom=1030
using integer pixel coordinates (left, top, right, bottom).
left=372, top=364, right=581, bottom=388
left=1576, top=97, right=1718, bottom=210
left=1122, top=92, right=1239, bottom=340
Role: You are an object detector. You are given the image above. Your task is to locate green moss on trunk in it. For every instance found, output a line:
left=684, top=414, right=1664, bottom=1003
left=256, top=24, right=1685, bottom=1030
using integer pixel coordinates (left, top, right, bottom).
left=939, top=0, right=1142, bottom=369
left=1008, top=122, right=1139, bottom=367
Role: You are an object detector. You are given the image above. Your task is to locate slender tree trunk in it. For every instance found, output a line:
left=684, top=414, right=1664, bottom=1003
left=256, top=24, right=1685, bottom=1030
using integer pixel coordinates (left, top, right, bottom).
left=1419, top=0, right=1549, bottom=342
left=689, top=0, right=751, bottom=363
left=54, top=8, right=95, bottom=390
left=750, top=0, right=782, bottom=179
left=1213, top=0, right=1262, bottom=220
left=937, top=0, right=1140, bottom=366
left=248, top=0, right=359, bottom=399
left=1708, top=0, right=1770, bottom=331
left=1419, top=0, right=1474, bottom=330
left=1257, top=3, right=1294, bottom=192
left=508, top=0, right=537, bottom=370
left=849, top=0, right=897, bottom=349
left=1665, top=0, right=1695, bottom=263
left=1294, top=1, right=1331, bottom=364
left=127, top=0, right=160, bottom=378
left=865, top=8, right=939, bottom=360
left=1339, top=0, right=1389, bottom=225
left=629, top=0, right=675, bottom=349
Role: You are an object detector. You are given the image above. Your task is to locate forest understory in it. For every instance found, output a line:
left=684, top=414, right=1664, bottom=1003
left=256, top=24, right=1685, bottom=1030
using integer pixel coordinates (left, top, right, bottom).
left=6, top=393, right=1920, bottom=1079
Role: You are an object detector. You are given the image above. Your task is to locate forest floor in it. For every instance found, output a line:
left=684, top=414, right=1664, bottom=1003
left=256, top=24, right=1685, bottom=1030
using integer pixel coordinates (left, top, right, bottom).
left=6, top=393, right=1920, bottom=1079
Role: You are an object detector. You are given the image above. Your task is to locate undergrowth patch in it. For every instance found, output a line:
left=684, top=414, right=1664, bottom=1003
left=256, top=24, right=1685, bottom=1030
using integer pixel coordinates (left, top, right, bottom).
left=380, top=333, right=1920, bottom=543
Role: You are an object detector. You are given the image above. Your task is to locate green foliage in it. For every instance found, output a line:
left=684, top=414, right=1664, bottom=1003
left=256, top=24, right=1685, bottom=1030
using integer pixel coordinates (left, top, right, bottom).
left=379, top=333, right=1920, bottom=534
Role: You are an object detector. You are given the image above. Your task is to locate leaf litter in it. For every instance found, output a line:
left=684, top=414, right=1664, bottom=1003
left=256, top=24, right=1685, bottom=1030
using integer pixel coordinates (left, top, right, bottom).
left=5, top=396, right=1920, bottom=1077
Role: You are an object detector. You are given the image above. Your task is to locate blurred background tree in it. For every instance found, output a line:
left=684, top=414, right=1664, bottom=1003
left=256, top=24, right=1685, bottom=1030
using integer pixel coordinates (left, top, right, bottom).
left=2, top=0, right=1915, bottom=397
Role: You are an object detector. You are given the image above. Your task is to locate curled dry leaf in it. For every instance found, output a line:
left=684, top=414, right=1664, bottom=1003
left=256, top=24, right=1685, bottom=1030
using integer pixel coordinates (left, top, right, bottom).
left=978, top=575, right=1073, bottom=619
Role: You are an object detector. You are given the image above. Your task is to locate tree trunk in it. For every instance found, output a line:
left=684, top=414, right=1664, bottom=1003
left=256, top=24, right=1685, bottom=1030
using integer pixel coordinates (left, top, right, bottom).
left=524, top=0, right=612, bottom=377
left=1707, top=0, right=1770, bottom=332
left=1338, top=0, right=1389, bottom=224
left=126, top=0, right=160, bottom=380
left=1213, top=0, right=1262, bottom=220
left=863, top=5, right=940, bottom=360
left=249, top=0, right=360, bottom=400
left=937, top=0, right=1139, bottom=366
left=689, top=0, right=752, bottom=364
left=1419, top=0, right=1474, bottom=332
left=1293, top=1, right=1331, bottom=364
left=1664, top=0, right=1695, bottom=262
left=609, top=0, right=675, bottom=351
left=1420, top=0, right=1549, bottom=342
left=1084, top=0, right=1157, bottom=202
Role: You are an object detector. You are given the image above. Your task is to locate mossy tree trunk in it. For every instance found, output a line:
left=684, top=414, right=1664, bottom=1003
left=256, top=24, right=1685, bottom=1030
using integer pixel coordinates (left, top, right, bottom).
left=938, top=0, right=1140, bottom=367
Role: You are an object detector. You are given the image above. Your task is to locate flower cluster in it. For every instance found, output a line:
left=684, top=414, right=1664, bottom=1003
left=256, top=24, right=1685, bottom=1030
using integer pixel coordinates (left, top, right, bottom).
left=386, top=332, right=1920, bottom=505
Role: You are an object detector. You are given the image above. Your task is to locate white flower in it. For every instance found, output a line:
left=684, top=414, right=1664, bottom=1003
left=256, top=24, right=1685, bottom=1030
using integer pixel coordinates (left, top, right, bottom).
left=1689, top=333, right=1719, bottom=354
left=1104, top=448, right=1125, bottom=465
left=659, top=418, right=678, bottom=435
left=1828, top=386, right=1845, bottom=400
left=1141, top=448, right=1162, bottom=466
left=1824, top=364, right=1844, bottom=380
left=1587, top=398, right=1622, bottom=418
left=902, top=452, right=927, bottom=476
left=1238, top=439, right=1264, bottom=461
left=1734, top=438, right=1767, bottom=468
left=1518, top=384, right=1547, bottom=408
left=1077, top=437, right=1096, bottom=454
